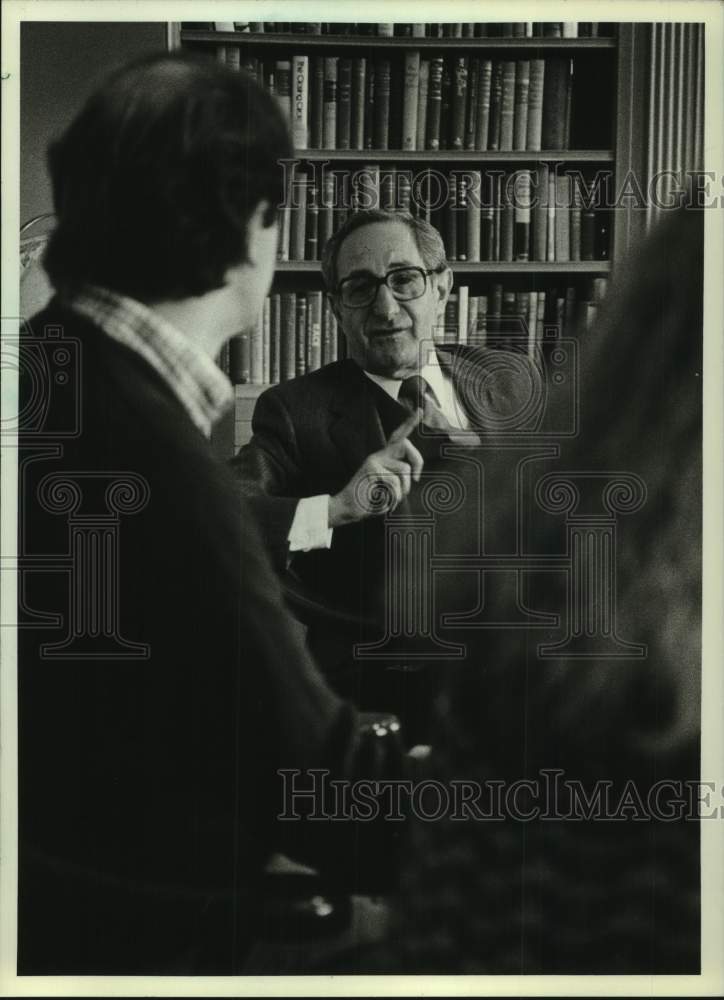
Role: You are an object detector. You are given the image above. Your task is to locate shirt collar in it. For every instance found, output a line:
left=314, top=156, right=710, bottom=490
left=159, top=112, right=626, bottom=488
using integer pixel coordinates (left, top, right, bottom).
left=363, top=348, right=448, bottom=406
left=65, top=285, right=233, bottom=438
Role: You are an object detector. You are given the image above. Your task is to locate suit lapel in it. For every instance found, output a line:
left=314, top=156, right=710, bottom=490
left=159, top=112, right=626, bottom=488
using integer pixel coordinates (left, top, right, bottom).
left=328, top=361, right=391, bottom=474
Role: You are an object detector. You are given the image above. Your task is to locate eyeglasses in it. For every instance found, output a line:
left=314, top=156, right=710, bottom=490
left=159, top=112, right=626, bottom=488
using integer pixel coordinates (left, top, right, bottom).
left=336, top=265, right=443, bottom=309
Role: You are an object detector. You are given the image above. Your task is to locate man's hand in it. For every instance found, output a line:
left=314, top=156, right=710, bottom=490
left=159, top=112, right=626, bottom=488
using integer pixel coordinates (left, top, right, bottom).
left=328, top=410, right=424, bottom=527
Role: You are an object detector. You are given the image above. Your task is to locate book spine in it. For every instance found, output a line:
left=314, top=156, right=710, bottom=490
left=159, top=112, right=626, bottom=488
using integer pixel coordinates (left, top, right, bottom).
left=451, top=56, right=469, bottom=150
left=228, top=333, right=250, bottom=384
left=476, top=59, right=493, bottom=150
left=250, top=312, right=264, bottom=384
left=290, top=174, right=307, bottom=260
left=280, top=294, right=296, bottom=380
left=381, top=167, right=397, bottom=210
left=323, top=57, right=338, bottom=148
left=458, top=285, right=469, bottom=345
left=357, top=163, right=381, bottom=210
left=481, top=181, right=494, bottom=261
left=398, top=171, right=412, bottom=212
left=526, top=59, right=545, bottom=151
left=474, top=295, right=488, bottom=346
left=426, top=57, right=444, bottom=150
left=465, top=58, right=479, bottom=150
left=513, top=60, right=530, bottom=151
left=307, top=291, right=323, bottom=372
left=456, top=176, right=468, bottom=261
left=532, top=164, right=549, bottom=262
left=488, top=61, right=503, bottom=151
left=547, top=172, right=556, bottom=261
left=466, top=170, right=482, bottom=262
left=402, top=50, right=421, bottom=150
left=555, top=175, right=571, bottom=262
left=364, top=64, right=375, bottom=150
left=468, top=295, right=479, bottom=344
left=373, top=59, right=392, bottom=150
left=513, top=169, right=532, bottom=261
left=416, top=60, right=430, bottom=151
left=501, top=184, right=514, bottom=262
left=295, top=294, right=307, bottom=376
left=581, top=206, right=596, bottom=260
left=278, top=169, right=292, bottom=262
left=269, top=293, right=281, bottom=384
left=319, top=169, right=335, bottom=251
left=337, top=58, right=352, bottom=150
left=305, top=182, right=319, bottom=260
left=351, top=58, right=366, bottom=150
left=226, top=46, right=241, bottom=72
left=292, top=55, right=309, bottom=149
left=542, top=57, right=569, bottom=149
left=570, top=176, right=581, bottom=261
left=440, top=60, right=452, bottom=149
left=310, top=56, right=324, bottom=148
left=526, top=291, right=538, bottom=357
left=275, top=60, right=292, bottom=125
left=322, top=298, right=338, bottom=364
left=262, top=296, right=271, bottom=383
left=445, top=174, right=458, bottom=260
left=499, top=61, right=516, bottom=151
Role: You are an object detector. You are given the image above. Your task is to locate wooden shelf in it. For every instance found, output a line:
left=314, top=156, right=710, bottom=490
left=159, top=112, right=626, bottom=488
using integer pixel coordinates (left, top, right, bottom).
left=294, top=149, right=614, bottom=162
left=274, top=260, right=612, bottom=274
left=182, top=31, right=615, bottom=51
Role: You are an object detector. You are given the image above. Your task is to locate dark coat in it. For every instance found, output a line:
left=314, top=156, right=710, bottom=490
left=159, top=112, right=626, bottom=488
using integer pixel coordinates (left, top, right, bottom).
left=17, top=302, right=398, bottom=974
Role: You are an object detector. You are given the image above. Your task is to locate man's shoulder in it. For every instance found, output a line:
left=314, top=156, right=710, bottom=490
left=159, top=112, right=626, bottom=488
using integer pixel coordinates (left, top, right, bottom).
left=257, top=359, right=360, bottom=409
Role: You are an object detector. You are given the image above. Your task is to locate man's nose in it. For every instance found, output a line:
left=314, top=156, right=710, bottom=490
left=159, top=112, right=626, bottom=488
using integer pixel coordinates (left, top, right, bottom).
left=371, top=282, right=400, bottom=319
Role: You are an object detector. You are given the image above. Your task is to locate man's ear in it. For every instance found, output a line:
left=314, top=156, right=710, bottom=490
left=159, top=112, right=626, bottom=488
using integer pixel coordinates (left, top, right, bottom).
left=433, top=266, right=454, bottom=315
left=245, top=200, right=275, bottom=266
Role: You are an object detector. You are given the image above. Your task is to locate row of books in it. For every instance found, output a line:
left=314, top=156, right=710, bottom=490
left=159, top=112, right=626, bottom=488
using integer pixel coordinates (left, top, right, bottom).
left=221, top=280, right=609, bottom=385
left=218, top=49, right=577, bottom=151
left=220, top=292, right=340, bottom=386
left=439, top=280, right=609, bottom=354
left=278, top=168, right=610, bottom=263
left=202, top=22, right=606, bottom=38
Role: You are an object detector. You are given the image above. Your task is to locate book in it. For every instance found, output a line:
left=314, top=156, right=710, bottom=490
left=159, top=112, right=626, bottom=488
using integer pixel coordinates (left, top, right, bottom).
left=364, top=63, right=375, bottom=149
left=476, top=59, right=493, bottom=150
left=542, top=57, right=570, bottom=149
left=319, top=169, right=335, bottom=250
left=451, top=56, right=469, bottom=150
left=381, top=167, right=397, bottom=210
left=357, top=163, right=381, bottom=210
left=456, top=175, right=468, bottom=261
left=555, top=174, right=571, bottom=262
left=526, top=291, right=538, bottom=357
left=275, top=60, right=292, bottom=124
left=225, top=46, right=241, bottom=72
left=351, top=58, right=366, bottom=150
left=465, top=57, right=480, bottom=150
left=513, top=60, right=530, bottom=151
left=416, top=60, right=430, bottom=151
left=295, top=295, right=307, bottom=376
left=228, top=332, right=250, bottom=384
left=466, top=170, right=482, bottom=262
left=445, top=174, right=458, bottom=260
left=458, top=285, right=469, bottom=345
left=499, top=61, right=516, bottom=151
left=402, top=50, right=421, bottom=150
left=581, top=203, right=596, bottom=260
left=468, top=295, right=479, bottom=343
left=269, top=293, right=281, bottom=384
left=310, top=57, right=324, bottom=148
left=290, top=173, right=307, bottom=260
left=250, top=312, right=264, bottom=384
left=547, top=171, right=556, bottom=261
left=323, top=57, right=338, bottom=148
left=440, top=60, right=453, bottom=148
left=337, top=58, right=352, bottom=150
left=305, top=182, right=320, bottom=260
left=526, top=59, right=545, bottom=151
left=426, top=57, right=444, bottom=150
left=532, top=163, right=549, bottom=261
left=262, top=296, right=271, bottom=383
left=280, top=293, right=296, bottom=380
left=513, top=169, right=532, bottom=260
left=322, top=297, right=337, bottom=365
left=488, top=61, right=504, bottom=151
left=306, top=291, right=323, bottom=372
left=373, top=60, right=392, bottom=149
left=570, top=177, right=582, bottom=261
left=481, top=182, right=494, bottom=261
left=292, top=55, right=309, bottom=148
left=500, top=183, right=515, bottom=261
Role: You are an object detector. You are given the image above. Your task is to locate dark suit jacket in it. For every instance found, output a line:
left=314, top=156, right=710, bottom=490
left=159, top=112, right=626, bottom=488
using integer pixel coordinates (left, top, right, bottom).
left=232, top=345, right=538, bottom=624
left=17, top=302, right=400, bottom=974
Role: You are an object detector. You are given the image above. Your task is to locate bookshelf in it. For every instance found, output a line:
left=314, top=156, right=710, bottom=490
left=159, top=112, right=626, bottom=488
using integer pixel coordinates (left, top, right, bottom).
left=171, top=22, right=644, bottom=455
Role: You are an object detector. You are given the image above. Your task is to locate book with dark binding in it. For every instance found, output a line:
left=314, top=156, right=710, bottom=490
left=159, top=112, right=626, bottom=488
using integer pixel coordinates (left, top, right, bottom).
left=488, top=61, right=503, bottom=151
left=228, top=332, right=251, bottom=384
left=555, top=173, right=571, bottom=262
left=526, top=59, right=545, bottom=151
left=305, top=182, right=319, bottom=260
left=310, top=56, right=324, bottom=148
left=269, top=293, right=281, bottom=385
left=465, top=170, right=482, bottom=261
left=513, top=169, right=532, bottom=260
left=364, top=63, right=375, bottom=150
left=456, top=176, right=468, bottom=261
left=542, top=57, right=570, bottom=149
left=499, top=60, right=516, bottom=151
left=476, top=59, right=493, bottom=150
left=451, top=55, right=469, bottom=150
left=323, top=56, right=338, bottom=148
left=319, top=169, right=335, bottom=251
left=351, top=57, right=366, bottom=150
left=337, top=58, right=352, bottom=150
left=275, top=59, right=292, bottom=124
left=465, top=57, right=480, bottom=150
left=513, top=60, right=530, bottom=151
left=440, top=59, right=453, bottom=149
left=290, top=173, right=307, bottom=260
left=426, top=56, right=444, bottom=150
left=445, top=173, right=458, bottom=260
left=295, top=294, right=307, bottom=376
left=373, top=59, right=392, bottom=150
left=416, top=59, right=430, bottom=151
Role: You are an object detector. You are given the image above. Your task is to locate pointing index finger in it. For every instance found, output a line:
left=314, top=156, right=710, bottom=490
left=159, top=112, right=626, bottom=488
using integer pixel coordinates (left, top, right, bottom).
left=387, top=408, right=422, bottom=447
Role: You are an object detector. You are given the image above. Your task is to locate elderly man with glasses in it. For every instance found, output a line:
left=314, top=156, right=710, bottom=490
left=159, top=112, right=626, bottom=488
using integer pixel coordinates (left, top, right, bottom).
left=233, top=209, right=536, bottom=732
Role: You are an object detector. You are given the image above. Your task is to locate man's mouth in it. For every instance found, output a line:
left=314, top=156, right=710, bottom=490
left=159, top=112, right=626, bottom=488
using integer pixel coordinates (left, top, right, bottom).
left=369, top=328, right=409, bottom=338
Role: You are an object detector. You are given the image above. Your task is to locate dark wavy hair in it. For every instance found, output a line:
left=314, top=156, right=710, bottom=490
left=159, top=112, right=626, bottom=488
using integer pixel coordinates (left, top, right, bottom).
left=44, top=52, right=293, bottom=301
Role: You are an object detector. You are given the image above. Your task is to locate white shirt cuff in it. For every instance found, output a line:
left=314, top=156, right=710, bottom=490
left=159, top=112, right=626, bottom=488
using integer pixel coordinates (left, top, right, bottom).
left=288, top=495, right=334, bottom=552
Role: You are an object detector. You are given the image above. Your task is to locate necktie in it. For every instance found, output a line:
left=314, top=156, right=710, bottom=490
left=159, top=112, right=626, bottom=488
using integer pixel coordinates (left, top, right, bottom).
left=398, top=375, right=453, bottom=432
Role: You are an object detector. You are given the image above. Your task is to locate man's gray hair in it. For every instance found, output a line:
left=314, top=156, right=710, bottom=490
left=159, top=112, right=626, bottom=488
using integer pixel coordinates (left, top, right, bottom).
left=320, top=209, right=449, bottom=292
